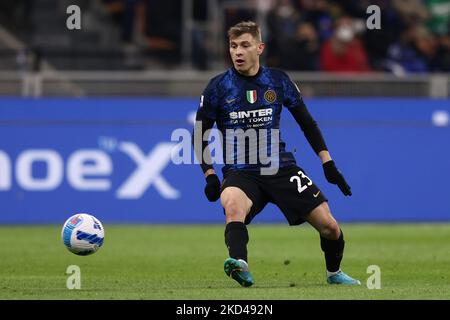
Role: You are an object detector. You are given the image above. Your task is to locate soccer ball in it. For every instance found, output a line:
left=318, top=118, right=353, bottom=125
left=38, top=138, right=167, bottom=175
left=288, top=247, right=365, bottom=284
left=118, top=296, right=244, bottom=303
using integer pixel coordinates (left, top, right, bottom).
left=61, top=213, right=105, bottom=256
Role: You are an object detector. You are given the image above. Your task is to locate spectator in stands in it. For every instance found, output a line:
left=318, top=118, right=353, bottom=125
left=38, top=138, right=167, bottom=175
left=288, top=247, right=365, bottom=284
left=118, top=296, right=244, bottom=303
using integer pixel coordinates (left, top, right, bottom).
left=267, top=0, right=303, bottom=67
left=299, top=0, right=334, bottom=42
left=94, top=0, right=449, bottom=72
left=362, top=0, right=403, bottom=71
left=320, top=16, right=371, bottom=72
left=384, top=26, right=437, bottom=74
left=278, top=22, right=320, bottom=70
left=393, top=0, right=429, bottom=29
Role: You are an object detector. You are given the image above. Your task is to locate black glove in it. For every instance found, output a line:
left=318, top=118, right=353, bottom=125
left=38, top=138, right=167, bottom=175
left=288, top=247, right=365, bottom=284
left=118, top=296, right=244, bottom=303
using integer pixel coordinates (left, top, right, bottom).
left=204, top=174, right=221, bottom=202
left=323, top=160, right=352, bottom=196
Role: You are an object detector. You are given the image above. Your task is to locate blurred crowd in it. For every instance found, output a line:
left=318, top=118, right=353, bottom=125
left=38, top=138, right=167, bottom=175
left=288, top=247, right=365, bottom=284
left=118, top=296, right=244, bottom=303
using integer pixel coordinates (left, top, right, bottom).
left=102, top=0, right=450, bottom=73
left=0, top=0, right=449, bottom=73
left=264, top=0, right=450, bottom=73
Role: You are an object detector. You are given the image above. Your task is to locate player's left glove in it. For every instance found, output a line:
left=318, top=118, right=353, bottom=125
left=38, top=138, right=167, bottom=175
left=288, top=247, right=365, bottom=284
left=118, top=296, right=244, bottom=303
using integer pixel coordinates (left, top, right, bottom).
left=323, top=160, right=352, bottom=196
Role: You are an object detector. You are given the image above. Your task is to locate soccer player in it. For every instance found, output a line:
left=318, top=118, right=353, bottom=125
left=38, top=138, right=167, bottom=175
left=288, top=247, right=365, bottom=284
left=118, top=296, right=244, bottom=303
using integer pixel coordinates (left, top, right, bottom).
left=193, top=21, right=360, bottom=287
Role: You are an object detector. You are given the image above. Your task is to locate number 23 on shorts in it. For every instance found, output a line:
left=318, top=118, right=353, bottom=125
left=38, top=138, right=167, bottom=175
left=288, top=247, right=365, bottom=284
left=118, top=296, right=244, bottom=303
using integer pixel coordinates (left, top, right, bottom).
left=289, top=170, right=312, bottom=194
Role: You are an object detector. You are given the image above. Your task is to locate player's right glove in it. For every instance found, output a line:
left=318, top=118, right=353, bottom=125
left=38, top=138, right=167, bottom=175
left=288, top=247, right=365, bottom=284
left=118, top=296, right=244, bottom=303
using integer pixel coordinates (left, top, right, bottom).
left=323, top=160, right=352, bottom=196
left=204, top=174, right=221, bottom=202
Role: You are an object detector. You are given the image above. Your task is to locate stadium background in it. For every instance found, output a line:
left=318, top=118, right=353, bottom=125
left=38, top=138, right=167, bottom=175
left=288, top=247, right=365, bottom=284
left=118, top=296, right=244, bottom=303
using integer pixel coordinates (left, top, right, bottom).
left=0, top=0, right=449, bottom=300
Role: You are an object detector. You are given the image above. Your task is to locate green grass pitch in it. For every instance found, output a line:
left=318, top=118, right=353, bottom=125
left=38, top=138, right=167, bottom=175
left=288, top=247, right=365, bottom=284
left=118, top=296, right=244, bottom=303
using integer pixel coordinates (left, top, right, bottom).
left=0, top=224, right=449, bottom=299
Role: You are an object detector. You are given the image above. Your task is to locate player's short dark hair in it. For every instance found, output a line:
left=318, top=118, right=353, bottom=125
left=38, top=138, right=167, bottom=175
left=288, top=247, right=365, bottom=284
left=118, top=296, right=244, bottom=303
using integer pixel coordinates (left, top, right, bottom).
left=228, top=21, right=262, bottom=42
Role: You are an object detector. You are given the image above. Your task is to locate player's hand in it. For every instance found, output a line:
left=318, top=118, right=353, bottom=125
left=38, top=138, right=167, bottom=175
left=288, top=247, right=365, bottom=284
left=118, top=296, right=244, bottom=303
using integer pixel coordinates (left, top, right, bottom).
left=204, top=174, right=221, bottom=202
left=323, top=160, right=352, bottom=196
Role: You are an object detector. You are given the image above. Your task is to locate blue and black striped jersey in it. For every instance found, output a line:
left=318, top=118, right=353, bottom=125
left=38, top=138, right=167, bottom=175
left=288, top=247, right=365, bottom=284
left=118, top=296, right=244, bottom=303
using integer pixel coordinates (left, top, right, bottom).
left=197, top=66, right=309, bottom=174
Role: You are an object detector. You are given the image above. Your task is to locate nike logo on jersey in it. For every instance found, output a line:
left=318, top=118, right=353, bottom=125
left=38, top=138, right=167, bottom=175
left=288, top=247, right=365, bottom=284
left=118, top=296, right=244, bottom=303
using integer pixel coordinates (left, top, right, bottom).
left=226, top=98, right=237, bottom=104
left=313, top=191, right=321, bottom=198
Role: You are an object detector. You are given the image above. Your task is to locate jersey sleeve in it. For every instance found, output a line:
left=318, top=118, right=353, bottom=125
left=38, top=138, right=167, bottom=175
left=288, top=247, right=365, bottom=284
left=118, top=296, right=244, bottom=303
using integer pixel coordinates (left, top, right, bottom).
left=279, top=71, right=328, bottom=154
left=193, top=79, right=220, bottom=174
left=196, top=79, right=219, bottom=120
left=281, top=71, right=305, bottom=110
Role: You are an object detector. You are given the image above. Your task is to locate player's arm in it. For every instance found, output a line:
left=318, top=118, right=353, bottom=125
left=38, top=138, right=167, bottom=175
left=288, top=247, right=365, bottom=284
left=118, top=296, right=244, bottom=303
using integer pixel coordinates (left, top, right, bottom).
left=192, top=100, right=221, bottom=202
left=192, top=112, right=215, bottom=175
left=288, top=102, right=351, bottom=196
left=288, top=102, right=328, bottom=157
left=282, top=71, right=352, bottom=196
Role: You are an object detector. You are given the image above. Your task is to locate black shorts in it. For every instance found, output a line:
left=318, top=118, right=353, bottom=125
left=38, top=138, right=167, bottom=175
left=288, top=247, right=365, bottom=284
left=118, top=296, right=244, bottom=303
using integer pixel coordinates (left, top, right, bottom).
left=221, top=165, right=328, bottom=226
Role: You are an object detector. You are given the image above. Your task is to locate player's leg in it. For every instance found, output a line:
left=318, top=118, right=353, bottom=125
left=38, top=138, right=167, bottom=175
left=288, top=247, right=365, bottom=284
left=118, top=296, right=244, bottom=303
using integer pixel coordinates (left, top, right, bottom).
left=261, top=165, right=359, bottom=285
left=221, top=186, right=255, bottom=287
left=305, top=202, right=360, bottom=285
left=221, top=186, right=253, bottom=261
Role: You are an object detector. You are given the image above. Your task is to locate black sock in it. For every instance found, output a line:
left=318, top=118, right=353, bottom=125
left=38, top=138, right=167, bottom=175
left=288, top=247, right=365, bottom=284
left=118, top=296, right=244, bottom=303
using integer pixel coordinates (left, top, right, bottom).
left=224, top=221, right=249, bottom=262
left=320, top=229, right=345, bottom=273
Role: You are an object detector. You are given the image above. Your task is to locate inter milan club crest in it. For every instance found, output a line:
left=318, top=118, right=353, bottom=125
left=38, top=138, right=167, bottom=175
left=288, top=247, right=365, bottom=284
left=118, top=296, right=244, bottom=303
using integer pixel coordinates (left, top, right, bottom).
left=264, top=89, right=277, bottom=103
left=246, top=90, right=257, bottom=104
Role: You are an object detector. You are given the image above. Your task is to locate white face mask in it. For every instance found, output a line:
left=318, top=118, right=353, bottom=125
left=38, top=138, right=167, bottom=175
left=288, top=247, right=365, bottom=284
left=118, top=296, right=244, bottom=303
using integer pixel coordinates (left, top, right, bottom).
left=336, top=26, right=354, bottom=42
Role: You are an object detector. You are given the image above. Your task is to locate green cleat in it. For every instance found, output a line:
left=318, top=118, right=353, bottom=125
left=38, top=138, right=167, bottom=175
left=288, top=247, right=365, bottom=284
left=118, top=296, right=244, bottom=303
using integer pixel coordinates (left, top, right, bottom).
left=224, top=258, right=254, bottom=287
left=327, top=270, right=361, bottom=285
